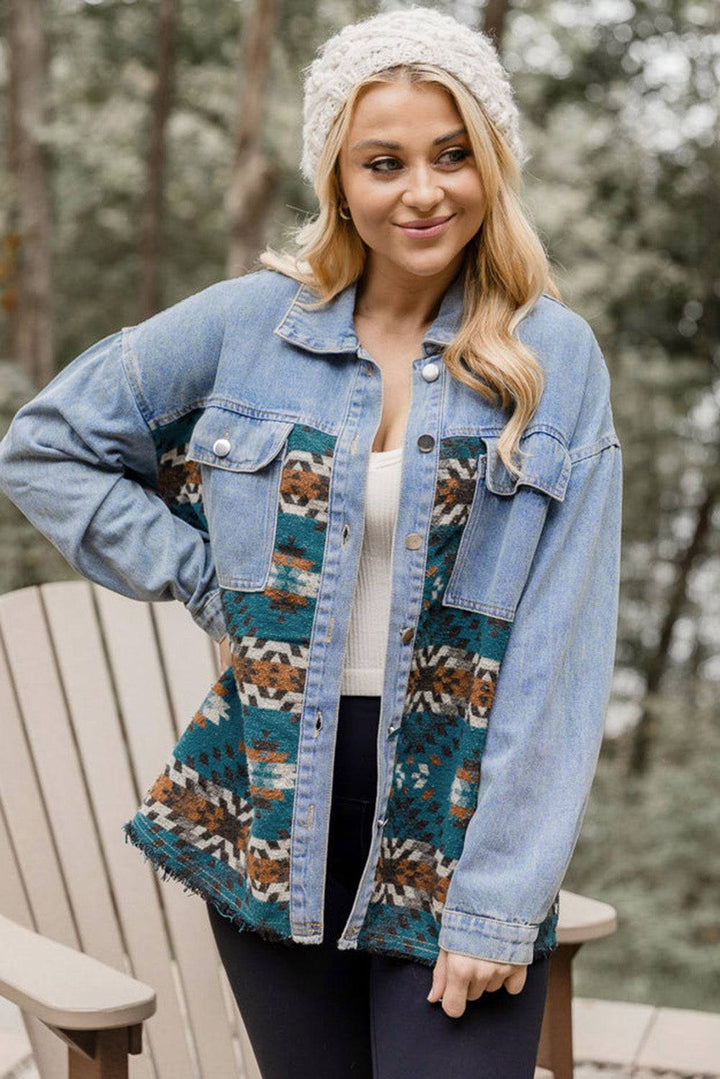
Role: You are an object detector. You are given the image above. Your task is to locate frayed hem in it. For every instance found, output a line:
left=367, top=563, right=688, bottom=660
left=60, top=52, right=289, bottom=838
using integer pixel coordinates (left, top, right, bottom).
left=532, top=940, right=560, bottom=963
left=355, top=936, right=438, bottom=968
left=121, top=817, right=296, bottom=949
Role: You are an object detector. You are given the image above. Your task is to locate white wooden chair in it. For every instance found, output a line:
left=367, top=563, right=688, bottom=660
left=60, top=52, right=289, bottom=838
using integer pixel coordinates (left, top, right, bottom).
left=0, top=580, right=617, bottom=1079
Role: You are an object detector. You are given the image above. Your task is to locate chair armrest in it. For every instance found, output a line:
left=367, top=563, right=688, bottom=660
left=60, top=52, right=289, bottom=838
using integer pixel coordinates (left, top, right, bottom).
left=0, top=913, right=156, bottom=1030
left=557, top=888, right=617, bottom=945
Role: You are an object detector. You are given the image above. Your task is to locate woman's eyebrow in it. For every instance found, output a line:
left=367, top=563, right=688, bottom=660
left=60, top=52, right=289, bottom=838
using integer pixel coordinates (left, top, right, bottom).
left=351, top=126, right=468, bottom=152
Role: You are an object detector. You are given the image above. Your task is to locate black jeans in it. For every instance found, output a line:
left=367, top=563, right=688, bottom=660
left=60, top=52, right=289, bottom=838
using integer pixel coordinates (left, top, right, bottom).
left=206, top=694, right=550, bottom=1078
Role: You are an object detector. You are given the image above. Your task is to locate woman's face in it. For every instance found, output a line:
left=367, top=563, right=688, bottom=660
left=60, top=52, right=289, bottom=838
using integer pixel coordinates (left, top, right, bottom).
left=337, top=80, right=486, bottom=284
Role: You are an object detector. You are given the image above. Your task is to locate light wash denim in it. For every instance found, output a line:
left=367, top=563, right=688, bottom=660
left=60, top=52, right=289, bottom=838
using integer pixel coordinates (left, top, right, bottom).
left=0, top=268, right=622, bottom=966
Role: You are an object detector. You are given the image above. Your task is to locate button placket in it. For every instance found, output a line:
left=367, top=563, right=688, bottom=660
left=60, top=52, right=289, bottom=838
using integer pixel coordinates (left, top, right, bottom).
left=343, top=350, right=442, bottom=938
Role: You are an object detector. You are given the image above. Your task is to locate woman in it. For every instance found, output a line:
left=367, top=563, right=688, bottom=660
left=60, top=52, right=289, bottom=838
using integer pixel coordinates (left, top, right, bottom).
left=0, top=7, right=623, bottom=1078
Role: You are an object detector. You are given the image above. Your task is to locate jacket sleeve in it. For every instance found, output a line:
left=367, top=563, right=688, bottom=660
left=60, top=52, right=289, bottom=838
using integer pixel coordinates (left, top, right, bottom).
left=0, top=292, right=231, bottom=642
left=438, top=337, right=623, bottom=966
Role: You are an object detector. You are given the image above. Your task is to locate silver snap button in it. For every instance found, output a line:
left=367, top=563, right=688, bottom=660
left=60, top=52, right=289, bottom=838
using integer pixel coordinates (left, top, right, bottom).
left=212, top=438, right=231, bottom=457
left=388, top=724, right=400, bottom=737
left=405, top=532, right=423, bottom=550
left=422, top=362, right=440, bottom=382
left=377, top=817, right=387, bottom=827
left=417, top=434, right=435, bottom=453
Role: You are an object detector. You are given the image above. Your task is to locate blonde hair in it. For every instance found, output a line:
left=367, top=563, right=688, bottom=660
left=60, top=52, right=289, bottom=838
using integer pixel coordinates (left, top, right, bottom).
left=259, top=63, right=564, bottom=479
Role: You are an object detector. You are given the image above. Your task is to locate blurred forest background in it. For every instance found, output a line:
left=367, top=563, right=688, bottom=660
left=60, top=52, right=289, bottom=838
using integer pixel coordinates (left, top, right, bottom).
left=0, top=0, right=718, bottom=1014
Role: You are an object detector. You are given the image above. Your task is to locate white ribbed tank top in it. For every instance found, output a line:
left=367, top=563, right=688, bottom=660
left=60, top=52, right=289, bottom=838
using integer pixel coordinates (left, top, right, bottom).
left=340, top=445, right=404, bottom=696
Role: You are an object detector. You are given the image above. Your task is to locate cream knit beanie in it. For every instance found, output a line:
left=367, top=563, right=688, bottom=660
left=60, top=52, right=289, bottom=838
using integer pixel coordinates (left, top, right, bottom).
left=300, top=4, right=526, bottom=187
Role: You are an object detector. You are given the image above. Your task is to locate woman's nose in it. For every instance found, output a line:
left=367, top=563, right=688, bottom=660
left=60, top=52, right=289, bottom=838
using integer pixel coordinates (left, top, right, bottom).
left=401, top=166, right=444, bottom=208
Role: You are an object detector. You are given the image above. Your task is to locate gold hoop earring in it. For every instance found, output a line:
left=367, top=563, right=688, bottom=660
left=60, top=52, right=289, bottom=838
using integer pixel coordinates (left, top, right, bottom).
left=338, top=204, right=351, bottom=220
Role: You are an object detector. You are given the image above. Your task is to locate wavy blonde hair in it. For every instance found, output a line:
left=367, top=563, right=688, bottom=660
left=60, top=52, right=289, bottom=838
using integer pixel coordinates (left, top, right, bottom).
left=259, top=62, right=563, bottom=478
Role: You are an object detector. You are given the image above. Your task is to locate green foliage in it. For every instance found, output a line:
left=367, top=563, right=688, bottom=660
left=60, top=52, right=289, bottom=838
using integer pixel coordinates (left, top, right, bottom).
left=568, top=687, right=720, bottom=1009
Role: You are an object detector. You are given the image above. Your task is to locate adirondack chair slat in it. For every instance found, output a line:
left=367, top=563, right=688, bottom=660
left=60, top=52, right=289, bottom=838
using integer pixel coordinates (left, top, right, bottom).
left=92, top=586, right=253, bottom=1079
left=0, top=803, right=69, bottom=1079
left=92, top=586, right=186, bottom=798
left=0, top=589, right=85, bottom=945
left=0, top=585, right=155, bottom=1079
left=0, top=584, right=179, bottom=1078
left=150, top=600, right=220, bottom=739
left=42, top=581, right=204, bottom=1079
left=2, top=586, right=159, bottom=1074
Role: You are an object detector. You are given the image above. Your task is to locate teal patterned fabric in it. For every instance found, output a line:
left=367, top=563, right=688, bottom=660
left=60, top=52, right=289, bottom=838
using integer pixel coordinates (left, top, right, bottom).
left=354, top=436, right=559, bottom=965
left=124, top=422, right=559, bottom=964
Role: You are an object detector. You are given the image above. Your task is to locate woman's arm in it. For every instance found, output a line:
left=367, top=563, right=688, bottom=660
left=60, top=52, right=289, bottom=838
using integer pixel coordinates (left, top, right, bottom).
left=0, top=322, right=227, bottom=641
left=438, top=334, right=623, bottom=966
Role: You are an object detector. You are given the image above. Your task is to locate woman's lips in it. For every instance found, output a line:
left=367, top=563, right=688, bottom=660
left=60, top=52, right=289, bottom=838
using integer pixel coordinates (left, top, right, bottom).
left=396, top=215, right=455, bottom=239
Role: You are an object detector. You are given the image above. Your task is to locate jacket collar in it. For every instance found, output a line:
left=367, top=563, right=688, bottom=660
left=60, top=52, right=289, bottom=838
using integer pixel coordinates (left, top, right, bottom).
left=273, top=270, right=465, bottom=357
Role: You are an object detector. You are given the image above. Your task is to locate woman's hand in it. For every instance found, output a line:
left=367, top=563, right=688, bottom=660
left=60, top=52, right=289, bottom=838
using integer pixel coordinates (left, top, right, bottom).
left=219, top=635, right=232, bottom=670
left=427, top=947, right=528, bottom=1018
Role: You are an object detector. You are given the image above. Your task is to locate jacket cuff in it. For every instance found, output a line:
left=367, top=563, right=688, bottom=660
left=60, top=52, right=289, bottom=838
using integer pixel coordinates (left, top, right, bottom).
left=438, top=908, right=539, bottom=966
left=189, top=587, right=227, bottom=643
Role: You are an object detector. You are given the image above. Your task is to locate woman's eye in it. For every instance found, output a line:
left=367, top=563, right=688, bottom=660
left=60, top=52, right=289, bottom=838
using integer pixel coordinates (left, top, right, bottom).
left=368, top=158, right=400, bottom=173
left=366, top=148, right=470, bottom=173
left=441, top=148, right=471, bottom=165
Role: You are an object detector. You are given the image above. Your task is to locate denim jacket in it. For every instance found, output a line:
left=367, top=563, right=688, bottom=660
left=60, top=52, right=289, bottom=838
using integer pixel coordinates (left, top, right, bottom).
left=0, top=267, right=622, bottom=968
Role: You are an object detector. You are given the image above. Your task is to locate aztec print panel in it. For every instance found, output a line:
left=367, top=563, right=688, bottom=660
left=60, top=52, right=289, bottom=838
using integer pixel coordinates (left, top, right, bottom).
left=219, top=423, right=335, bottom=921
left=355, top=433, right=560, bottom=966
left=152, top=408, right=208, bottom=533
left=124, top=421, right=336, bottom=945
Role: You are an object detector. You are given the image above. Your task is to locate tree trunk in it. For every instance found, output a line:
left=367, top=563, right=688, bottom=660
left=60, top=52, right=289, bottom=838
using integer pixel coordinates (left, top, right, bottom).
left=5, top=0, right=53, bottom=385
left=482, top=0, right=510, bottom=51
left=627, top=467, right=720, bottom=776
left=141, top=0, right=177, bottom=320
left=225, top=0, right=281, bottom=279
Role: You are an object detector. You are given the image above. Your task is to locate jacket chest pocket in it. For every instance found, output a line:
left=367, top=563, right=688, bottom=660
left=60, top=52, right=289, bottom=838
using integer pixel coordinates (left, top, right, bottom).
left=442, top=430, right=572, bottom=621
left=185, top=406, right=295, bottom=591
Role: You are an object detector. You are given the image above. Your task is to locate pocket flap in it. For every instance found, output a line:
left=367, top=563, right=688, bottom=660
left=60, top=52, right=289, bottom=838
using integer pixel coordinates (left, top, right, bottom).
left=186, top=406, right=295, bottom=472
left=485, top=430, right=571, bottom=502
